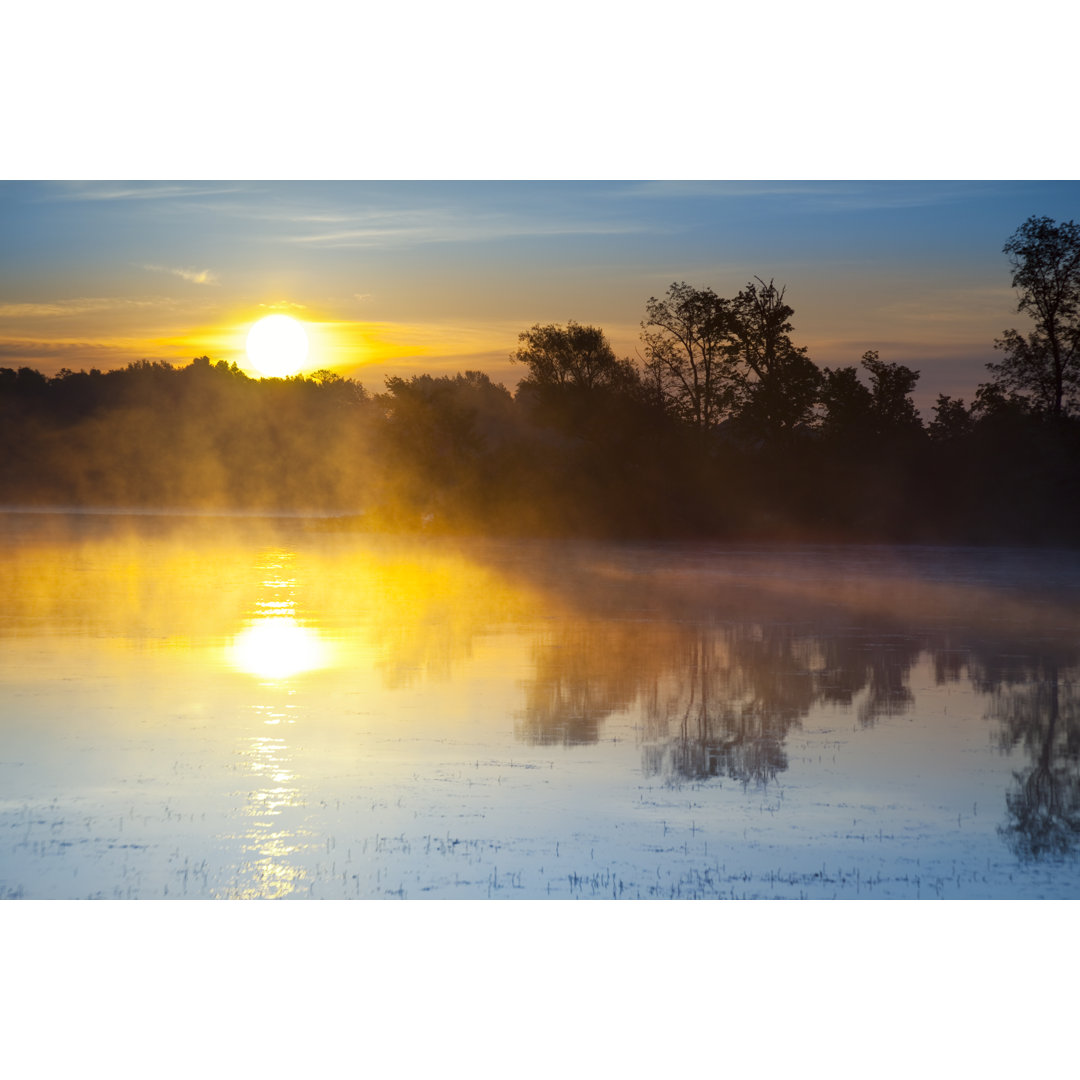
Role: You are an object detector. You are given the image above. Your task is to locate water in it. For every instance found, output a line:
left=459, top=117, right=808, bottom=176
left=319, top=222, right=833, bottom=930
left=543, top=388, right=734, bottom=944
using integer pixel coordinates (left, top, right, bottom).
left=2, top=511, right=1079, bottom=899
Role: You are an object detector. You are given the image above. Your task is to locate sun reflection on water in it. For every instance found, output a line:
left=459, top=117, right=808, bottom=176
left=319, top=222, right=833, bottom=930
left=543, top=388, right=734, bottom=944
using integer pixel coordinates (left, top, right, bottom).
left=226, top=550, right=332, bottom=682
left=226, top=551, right=323, bottom=897
left=230, top=711, right=311, bottom=899
left=228, top=617, right=330, bottom=680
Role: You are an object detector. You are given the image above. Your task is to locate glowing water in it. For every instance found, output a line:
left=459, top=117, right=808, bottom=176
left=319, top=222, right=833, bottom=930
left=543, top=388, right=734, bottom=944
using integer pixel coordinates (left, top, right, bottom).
left=2, top=511, right=1079, bottom=898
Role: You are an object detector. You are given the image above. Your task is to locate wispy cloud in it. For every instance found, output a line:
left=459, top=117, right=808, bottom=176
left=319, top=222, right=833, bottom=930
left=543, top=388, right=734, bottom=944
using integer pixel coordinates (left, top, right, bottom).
left=872, top=286, right=1016, bottom=327
left=46, top=183, right=249, bottom=202
left=285, top=213, right=646, bottom=247
left=257, top=300, right=307, bottom=311
left=0, top=297, right=173, bottom=318
left=617, top=180, right=1000, bottom=212
left=81, top=184, right=655, bottom=249
left=0, top=337, right=144, bottom=359
left=619, top=181, right=840, bottom=199
left=143, top=264, right=218, bottom=285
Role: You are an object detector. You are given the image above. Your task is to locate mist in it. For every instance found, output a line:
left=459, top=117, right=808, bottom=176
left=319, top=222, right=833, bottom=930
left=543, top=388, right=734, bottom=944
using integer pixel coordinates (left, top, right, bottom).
left=3, top=352, right=1080, bottom=544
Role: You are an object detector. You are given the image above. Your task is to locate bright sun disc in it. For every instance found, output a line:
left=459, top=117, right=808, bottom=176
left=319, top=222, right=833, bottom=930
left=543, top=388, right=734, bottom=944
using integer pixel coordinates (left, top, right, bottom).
left=246, top=314, right=309, bottom=377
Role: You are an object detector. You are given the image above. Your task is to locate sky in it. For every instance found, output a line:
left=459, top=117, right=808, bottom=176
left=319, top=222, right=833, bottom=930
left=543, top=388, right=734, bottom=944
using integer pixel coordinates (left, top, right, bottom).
left=3, top=179, right=1079, bottom=412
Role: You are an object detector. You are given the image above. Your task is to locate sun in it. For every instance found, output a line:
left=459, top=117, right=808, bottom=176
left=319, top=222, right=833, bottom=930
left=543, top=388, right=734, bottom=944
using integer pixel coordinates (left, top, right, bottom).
left=246, top=314, right=309, bottom=377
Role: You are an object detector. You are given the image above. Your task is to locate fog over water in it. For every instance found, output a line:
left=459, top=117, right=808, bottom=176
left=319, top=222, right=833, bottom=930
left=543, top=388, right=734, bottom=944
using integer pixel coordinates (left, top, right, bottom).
left=2, top=511, right=1079, bottom=899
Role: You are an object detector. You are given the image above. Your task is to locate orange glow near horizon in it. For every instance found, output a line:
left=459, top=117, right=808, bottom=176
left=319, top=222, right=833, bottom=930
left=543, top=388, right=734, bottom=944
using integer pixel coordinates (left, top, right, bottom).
left=2, top=309, right=524, bottom=390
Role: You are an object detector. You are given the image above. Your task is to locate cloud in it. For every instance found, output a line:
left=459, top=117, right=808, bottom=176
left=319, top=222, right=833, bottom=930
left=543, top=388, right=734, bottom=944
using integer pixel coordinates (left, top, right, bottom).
left=867, top=287, right=1017, bottom=334
left=143, top=264, right=218, bottom=285
left=619, top=181, right=838, bottom=199
left=227, top=197, right=650, bottom=249
left=0, top=301, right=100, bottom=318
left=257, top=300, right=307, bottom=311
left=617, top=180, right=999, bottom=212
left=0, top=337, right=139, bottom=360
left=46, top=183, right=249, bottom=202
left=0, top=297, right=172, bottom=318
left=287, top=215, right=645, bottom=247
left=73, top=183, right=650, bottom=249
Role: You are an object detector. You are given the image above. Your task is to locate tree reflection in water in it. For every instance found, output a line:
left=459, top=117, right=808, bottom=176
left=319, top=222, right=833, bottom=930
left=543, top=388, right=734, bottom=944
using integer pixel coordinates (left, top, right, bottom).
left=640, top=625, right=922, bottom=786
left=511, top=595, right=1080, bottom=862
left=641, top=629, right=807, bottom=785
left=502, top=544, right=1080, bottom=859
left=513, top=616, right=924, bottom=787
left=993, top=666, right=1080, bottom=860
left=516, top=623, right=667, bottom=746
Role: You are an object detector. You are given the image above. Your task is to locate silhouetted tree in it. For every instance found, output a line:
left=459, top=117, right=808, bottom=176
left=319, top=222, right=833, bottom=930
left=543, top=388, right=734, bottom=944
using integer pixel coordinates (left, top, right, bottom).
left=377, top=371, right=518, bottom=522
left=640, top=282, right=736, bottom=431
left=727, top=277, right=821, bottom=439
left=928, top=394, right=973, bottom=442
left=981, top=216, right=1080, bottom=418
left=860, top=350, right=922, bottom=435
left=819, top=364, right=874, bottom=442
left=511, top=320, right=642, bottom=442
left=511, top=321, right=637, bottom=393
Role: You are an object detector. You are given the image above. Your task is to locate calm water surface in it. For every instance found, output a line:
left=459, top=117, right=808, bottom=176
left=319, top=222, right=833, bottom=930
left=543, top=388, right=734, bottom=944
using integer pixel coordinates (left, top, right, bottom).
left=3, top=512, right=1079, bottom=899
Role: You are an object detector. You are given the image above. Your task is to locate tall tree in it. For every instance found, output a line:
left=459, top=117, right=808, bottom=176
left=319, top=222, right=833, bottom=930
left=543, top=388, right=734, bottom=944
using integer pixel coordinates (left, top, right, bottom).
left=982, top=216, right=1080, bottom=418
left=727, top=277, right=820, bottom=437
left=640, top=282, right=735, bottom=431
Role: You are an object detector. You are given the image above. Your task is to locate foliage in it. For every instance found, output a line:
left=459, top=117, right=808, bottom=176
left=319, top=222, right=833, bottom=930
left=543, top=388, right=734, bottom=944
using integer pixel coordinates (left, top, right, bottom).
left=511, top=321, right=637, bottom=393
left=639, top=278, right=822, bottom=441
left=927, top=394, right=973, bottom=442
left=640, top=282, right=736, bottom=431
left=859, top=350, right=922, bottom=435
left=819, top=365, right=874, bottom=441
left=982, top=215, right=1080, bottom=418
left=727, top=278, right=821, bottom=438
left=0, top=358, right=375, bottom=513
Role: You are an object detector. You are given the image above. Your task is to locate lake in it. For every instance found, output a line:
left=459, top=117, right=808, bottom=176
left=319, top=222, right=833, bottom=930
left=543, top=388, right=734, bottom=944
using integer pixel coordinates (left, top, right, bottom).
left=2, top=510, right=1079, bottom=899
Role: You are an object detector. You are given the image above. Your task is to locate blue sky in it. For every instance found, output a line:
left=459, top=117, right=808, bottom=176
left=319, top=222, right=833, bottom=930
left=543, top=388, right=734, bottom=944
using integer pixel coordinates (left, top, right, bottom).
left=3, top=180, right=1079, bottom=411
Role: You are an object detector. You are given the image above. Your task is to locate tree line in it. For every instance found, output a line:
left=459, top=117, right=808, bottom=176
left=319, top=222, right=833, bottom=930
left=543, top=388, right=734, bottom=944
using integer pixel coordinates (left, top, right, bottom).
left=2, top=216, right=1079, bottom=542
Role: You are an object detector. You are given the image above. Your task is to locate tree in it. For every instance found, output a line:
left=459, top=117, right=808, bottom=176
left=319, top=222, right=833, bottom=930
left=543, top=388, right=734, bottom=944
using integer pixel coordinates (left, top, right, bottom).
left=640, top=282, right=735, bottom=431
left=727, top=277, right=821, bottom=438
left=510, top=322, right=643, bottom=457
left=982, top=216, right=1080, bottom=418
left=641, top=279, right=819, bottom=439
left=511, top=321, right=636, bottom=393
left=860, top=350, right=922, bottom=435
left=927, top=394, right=973, bottom=442
left=819, top=364, right=874, bottom=441
left=818, top=351, right=921, bottom=443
